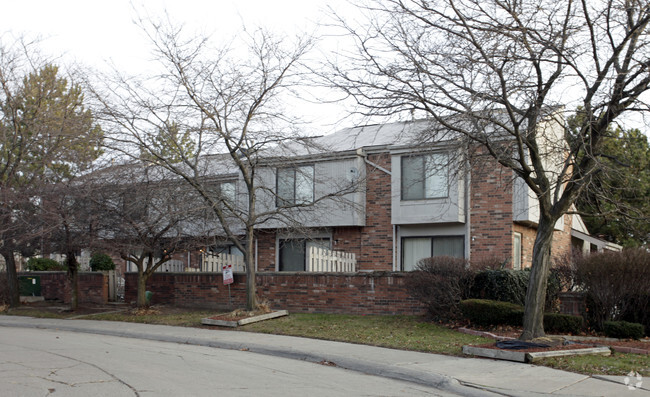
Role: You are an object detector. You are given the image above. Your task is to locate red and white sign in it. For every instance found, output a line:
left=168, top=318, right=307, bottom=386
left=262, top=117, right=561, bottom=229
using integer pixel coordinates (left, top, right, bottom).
left=222, top=264, right=234, bottom=285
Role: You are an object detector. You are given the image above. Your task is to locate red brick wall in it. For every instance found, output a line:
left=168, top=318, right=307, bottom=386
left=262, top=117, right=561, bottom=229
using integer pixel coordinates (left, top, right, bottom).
left=19, top=272, right=108, bottom=305
left=256, top=231, right=277, bottom=271
left=470, top=155, right=514, bottom=264
left=514, top=223, right=537, bottom=268
left=551, top=214, right=573, bottom=261
left=356, top=153, right=393, bottom=271
left=124, top=272, right=426, bottom=315
left=514, top=213, right=574, bottom=269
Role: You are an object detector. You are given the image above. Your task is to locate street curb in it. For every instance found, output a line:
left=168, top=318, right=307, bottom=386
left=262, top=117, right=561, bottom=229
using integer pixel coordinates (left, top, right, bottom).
left=0, top=317, right=500, bottom=397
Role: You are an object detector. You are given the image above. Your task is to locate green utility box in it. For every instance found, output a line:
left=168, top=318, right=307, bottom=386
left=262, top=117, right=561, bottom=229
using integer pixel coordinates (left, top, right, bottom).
left=18, top=275, right=42, bottom=296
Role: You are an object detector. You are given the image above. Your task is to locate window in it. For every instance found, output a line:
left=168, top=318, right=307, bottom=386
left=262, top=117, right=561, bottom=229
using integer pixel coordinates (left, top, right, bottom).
left=401, top=153, right=448, bottom=200
left=402, top=236, right=464, bottom=271
left=276, top=165, right=314, bottom=207
left=279, top=238, right=330, bottom=271
left=513, top=232, right=522, bottom=270
left=210, top=181, right=236, bottom=203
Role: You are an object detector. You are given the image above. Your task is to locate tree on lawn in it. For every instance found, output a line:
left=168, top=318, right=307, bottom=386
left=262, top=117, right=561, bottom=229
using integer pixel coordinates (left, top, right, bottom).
left=36, top=179, right=99, bottom=310
left=89, top=163, right=209, bottom=307
left=94, top=23, right=355, bottom=311
left=327, top=0, right=650, bottom=339
left=1, top=39, right=102, bottom=307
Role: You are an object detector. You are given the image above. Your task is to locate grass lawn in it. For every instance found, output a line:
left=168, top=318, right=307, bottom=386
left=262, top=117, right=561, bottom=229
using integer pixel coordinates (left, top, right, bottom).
left=536, top=353, right=649, bottom=377
left=240, top=313, right=490, bottom=355
left=2, top=305, right=648, bottom=376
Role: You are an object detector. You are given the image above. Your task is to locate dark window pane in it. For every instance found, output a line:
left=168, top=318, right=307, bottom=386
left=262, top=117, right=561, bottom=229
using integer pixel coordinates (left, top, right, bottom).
left=279, top=240, right=305, bottom=271
left=432, top=236, right=464, bottom=258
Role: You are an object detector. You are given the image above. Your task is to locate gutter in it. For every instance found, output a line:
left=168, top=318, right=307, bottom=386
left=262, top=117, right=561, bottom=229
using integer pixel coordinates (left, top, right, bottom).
left=357, top=148, right=391, bottom=175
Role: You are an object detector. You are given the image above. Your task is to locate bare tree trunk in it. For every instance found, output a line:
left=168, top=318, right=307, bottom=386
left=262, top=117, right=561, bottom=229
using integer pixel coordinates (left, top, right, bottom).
left=520, top=216, right=555, bottom=340
left=137, top=267, right=148, bottom=308
left=2, top=250, right=20, bottom=308
left=245, top=227, right=257, bottom=311
left=66, top=251, right=79, bottom=311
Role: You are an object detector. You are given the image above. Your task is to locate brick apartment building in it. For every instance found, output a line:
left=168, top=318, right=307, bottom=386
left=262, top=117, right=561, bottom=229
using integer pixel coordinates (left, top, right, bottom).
left=156, top=117, right=618, bottom=275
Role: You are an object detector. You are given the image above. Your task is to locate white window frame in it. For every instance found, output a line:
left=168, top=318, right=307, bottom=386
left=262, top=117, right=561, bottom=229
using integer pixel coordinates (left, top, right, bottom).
left=513, top=232, right=522, bottom=270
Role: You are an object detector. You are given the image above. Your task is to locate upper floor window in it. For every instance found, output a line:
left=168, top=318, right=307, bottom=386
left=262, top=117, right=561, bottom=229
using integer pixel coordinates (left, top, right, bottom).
left=276, top=165, right=314, bottom=207
left=401, top=153, right=448, bottom=200
left=217, top=181, right=236, bottom=204
left=207, top=181, right=236, bottom=204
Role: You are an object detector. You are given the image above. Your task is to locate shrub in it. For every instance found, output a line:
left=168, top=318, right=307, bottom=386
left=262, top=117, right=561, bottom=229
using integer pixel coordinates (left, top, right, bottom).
left=543, top=313, right=583, bottom=334
left=576, top=248, right=650, bottom=333
left=460, top=299, right=524, bottom=326
left=90, top=253, right=115, bottom=271
left=25, top=257, right=65, bottom=271
left=603, top=321, right=645, bottom=340
left=406, top=256, right=473, bottom=320
left=470, top=269, right=528, bottom=305
left=469, top=267, right=567, bottom=310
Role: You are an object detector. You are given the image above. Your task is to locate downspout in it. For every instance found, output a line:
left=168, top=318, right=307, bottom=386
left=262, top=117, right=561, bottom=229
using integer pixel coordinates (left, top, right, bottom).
left=464, top=142, right=471, bottom=263
left=358, top=148, right=392, bottom=175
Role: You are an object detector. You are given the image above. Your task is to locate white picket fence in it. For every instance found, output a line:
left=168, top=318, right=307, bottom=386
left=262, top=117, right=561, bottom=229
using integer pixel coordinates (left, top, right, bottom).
left=307, top=247, right=356, bottom=272
left=155, top=259, right=185, bottom=272
left=201, top=253, right=246, bottom=272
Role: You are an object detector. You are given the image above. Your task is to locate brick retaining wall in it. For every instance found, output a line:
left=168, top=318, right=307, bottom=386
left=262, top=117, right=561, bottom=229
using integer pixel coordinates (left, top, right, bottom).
left=124, top=272, right=427, bottom=315
left=18, top=272, right=109, bottom=305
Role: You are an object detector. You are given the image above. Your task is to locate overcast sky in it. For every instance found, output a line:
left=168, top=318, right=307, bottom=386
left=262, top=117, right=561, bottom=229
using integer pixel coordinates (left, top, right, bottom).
left=0, top=0, right=354, bottom=134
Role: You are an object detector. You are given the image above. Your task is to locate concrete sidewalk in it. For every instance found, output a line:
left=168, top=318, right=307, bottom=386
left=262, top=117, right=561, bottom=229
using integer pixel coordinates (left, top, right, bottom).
left=0, top=316, right=647, bottom=396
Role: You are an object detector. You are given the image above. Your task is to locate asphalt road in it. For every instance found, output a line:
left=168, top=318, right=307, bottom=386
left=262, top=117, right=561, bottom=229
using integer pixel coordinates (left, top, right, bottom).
left=0, top=327, right=457, bottom=397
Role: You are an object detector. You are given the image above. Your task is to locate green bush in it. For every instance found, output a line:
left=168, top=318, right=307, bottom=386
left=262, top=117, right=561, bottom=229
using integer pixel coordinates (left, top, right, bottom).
left=543, top=313, right=583, bottom=334
left=576, top=248, right=650, bottom=334
left=470, top=269, right=528, bottom=305
left=406, top=256, right=473, bottom=320
left=461, top=299, right=584, bottom=333
left=89, top=253, right=115, bottom=271
left=460, top=299, right=524, bottom=326
left=603, top=321, right=645, bottom=340
left=469, top=268, right=562, bottom=310
left=25, top=257, right=65, bottom=271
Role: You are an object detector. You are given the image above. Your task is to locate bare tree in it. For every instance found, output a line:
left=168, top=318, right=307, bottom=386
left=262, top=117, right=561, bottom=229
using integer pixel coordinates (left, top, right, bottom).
left=326, top=0, right=650, bottom=339
left=35, top=179, right=99, bottom=310
left=89, top=163, right=209, bottom=307
left=92, top=21, right=358, bottom=311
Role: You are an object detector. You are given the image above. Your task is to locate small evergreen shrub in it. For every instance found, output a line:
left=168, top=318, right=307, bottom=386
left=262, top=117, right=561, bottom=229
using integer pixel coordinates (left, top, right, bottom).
left=406, top=256, right=473, bottom=320
left=470, top=269, right=528, bottom=305
left=543, top=313, right=583, bottom=334
left=25, top=257, right=65, bottom=271
left=469, top=267, right=563, bottom=310
left=603, top=321, right=645, bottom=340
left=89, top=252, right=115, bottom=271
left=460, top=299, right=524, bottom=326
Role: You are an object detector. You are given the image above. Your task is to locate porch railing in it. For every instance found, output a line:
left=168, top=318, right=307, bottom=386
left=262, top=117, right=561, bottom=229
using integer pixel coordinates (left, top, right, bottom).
left=201, top=253, right=246, bottom=272
left=307, top=247, right=356, bottom=272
